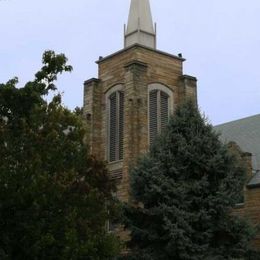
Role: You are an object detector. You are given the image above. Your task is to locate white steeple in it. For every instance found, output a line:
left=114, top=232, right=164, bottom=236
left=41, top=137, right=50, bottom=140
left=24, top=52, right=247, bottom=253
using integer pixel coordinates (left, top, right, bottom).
left=124, top=0, right=156, bottom=49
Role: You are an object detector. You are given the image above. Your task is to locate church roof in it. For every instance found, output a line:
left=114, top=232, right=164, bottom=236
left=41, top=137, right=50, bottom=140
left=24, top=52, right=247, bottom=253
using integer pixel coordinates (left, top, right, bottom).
left=214, top=114, right=260, bottom=171
left=248, top=170, right=260, bottom=188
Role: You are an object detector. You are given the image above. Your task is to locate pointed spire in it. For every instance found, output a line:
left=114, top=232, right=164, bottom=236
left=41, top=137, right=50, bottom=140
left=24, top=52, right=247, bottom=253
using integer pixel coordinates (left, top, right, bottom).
left=124, top=0, right=156, bottom=49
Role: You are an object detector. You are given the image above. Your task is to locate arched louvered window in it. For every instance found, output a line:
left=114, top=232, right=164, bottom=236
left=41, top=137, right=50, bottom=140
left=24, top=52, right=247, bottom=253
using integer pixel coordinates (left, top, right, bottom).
left=148, top=84, right=173, bottom=145
left=107, top=88, right=124, bottom=162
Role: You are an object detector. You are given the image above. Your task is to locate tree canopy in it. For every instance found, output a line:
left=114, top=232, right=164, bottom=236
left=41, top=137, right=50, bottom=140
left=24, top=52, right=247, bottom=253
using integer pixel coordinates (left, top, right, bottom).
left=0, top=51, right=120, bottom=259
left=123, top=100, right=256, bottom=260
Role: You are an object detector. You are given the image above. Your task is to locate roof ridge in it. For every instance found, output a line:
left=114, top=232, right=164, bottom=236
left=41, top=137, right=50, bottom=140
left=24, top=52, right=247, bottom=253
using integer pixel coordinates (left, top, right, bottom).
left=215, top=114, right=260, bottom=127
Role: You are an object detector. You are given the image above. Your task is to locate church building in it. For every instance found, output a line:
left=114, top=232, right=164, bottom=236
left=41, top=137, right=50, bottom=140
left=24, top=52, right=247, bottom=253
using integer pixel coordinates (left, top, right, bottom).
left=83, top=0, right=197, bottom=202
left=215, top=115, right=260, bottom=249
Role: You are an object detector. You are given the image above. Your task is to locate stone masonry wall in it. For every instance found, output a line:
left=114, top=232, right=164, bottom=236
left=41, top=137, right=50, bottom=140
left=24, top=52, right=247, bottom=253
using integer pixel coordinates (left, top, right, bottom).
left=229, top=142, right=260, bottom=251
left=84, top=45, right=197, bottom=203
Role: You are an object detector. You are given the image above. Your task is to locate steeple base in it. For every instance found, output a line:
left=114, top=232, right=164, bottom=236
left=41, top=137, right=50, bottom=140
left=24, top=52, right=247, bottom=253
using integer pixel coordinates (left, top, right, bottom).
left=124, top=28, right=156, bottom=49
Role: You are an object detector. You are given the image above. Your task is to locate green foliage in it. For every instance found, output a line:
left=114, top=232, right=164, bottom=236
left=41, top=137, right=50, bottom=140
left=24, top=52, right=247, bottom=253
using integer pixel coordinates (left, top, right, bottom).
left=0, top=51, right=120, bottom=259
left=123, top=100, right=256, bottom=259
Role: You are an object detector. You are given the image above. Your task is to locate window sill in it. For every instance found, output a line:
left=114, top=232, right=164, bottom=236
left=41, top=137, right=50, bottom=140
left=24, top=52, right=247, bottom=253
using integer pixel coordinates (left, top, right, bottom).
left=234, top=203, right=245, bottom=209
left=108, top=160, right=123, bottom=171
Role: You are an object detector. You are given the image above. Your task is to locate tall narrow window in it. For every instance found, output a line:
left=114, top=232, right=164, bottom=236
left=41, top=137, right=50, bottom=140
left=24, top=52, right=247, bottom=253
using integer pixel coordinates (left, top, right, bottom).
left=160, top=91, right=169, bottom=130
left=149, top=90, right=158, bottom=145
left=149, top=84, right=173, bottom=145
left=108, top=91, right=124, bottom=162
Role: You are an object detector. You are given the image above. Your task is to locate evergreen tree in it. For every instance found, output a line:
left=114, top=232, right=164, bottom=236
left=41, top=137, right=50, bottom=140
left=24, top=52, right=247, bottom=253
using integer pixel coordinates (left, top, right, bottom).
left=0, top=51, right=120, bottom=259
left=124, top=100, right=256, bottom=260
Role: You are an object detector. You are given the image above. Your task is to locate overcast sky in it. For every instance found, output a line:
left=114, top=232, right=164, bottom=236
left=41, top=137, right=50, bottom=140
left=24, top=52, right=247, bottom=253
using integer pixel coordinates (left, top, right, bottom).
left=1, top=0, right=259, bottom=125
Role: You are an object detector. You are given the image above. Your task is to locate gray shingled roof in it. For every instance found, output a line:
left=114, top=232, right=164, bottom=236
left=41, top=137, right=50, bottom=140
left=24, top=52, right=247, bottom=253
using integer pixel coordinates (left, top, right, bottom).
left=214, top=114, right=260, bottom=187
left=247, top=170, right=260, bottom=188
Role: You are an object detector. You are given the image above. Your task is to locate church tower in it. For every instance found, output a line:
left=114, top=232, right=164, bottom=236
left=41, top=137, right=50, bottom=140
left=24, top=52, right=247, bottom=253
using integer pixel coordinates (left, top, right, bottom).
left=83, top=0, right=197, bottom=202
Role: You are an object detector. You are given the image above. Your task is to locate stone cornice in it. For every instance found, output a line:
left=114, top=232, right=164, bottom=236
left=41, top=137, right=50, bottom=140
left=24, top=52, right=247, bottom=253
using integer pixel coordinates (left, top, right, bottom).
left=96, top=44, right=185, bottom=64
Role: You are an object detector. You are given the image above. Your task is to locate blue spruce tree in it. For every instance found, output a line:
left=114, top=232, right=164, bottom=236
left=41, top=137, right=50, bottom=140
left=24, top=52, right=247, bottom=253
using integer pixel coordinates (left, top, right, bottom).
left=124, top=100, right=257, bottom=260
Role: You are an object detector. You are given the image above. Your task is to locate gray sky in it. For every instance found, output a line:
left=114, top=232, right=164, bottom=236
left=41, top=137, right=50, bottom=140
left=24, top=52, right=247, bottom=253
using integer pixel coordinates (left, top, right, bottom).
left=1, top=0, right=259, bottom=125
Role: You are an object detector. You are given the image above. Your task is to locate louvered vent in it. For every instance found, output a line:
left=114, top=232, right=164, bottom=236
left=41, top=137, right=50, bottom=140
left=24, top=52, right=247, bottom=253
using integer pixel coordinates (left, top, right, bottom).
left=109, top=91, right=124, bottom=162
left=109, top=169, right=123, bottom=181
left=149, top=90, right=158, bottom=145
left=160, top=91, right=169, bottom=132
left=119, top=92, right=124, bottom=160
left=149, top=89, right=170, bottom=146
left=109, top=93, right=117, bottom=162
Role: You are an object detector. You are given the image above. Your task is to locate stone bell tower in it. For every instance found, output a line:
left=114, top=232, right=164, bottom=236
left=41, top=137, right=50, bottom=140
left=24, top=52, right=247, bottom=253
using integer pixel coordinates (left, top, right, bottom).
left=83, top=0, right=197, bottom=202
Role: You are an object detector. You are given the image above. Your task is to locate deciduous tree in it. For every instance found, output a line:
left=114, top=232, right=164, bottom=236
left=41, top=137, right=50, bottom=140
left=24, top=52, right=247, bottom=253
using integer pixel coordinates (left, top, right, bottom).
left=0, top=51, right=120, bottom=259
